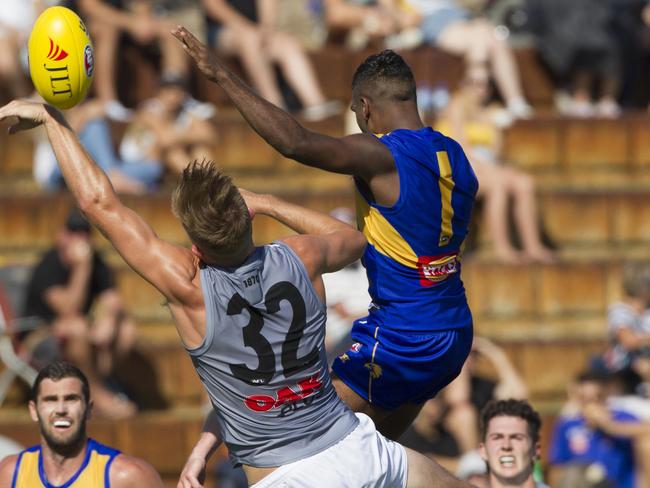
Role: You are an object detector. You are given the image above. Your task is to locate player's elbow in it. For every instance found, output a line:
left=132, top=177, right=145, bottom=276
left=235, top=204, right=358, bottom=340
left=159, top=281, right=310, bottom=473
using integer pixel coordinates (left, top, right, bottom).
left=76, top=189, right=118, bottom=225
left=279, top=126, right=315, bottom=161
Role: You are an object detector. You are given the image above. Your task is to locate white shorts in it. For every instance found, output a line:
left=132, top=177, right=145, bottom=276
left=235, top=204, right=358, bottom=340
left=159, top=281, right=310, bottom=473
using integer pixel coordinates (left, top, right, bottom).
left=251, top=413, right=408, bottom=488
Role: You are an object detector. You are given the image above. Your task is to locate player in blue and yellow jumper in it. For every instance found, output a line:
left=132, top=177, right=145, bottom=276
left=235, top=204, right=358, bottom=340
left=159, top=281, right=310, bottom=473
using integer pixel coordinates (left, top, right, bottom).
left=0, top=361, right=162, bottom=488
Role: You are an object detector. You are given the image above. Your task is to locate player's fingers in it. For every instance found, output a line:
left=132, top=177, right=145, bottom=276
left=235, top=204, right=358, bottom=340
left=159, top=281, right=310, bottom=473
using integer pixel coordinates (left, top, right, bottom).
left=187, top=475, right=203, bottom=488
left=176, top=26, right=203, bottom=51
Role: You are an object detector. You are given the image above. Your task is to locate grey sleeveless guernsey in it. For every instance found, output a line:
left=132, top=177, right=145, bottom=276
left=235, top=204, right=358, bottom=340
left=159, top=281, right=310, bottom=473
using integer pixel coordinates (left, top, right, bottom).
left=187, top=242, right=359, bottom=467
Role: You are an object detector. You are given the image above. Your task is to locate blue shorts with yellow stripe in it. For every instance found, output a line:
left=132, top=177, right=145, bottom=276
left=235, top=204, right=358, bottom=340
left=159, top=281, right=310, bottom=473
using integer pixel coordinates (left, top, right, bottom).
left=331, top=318, right=473, bottom=410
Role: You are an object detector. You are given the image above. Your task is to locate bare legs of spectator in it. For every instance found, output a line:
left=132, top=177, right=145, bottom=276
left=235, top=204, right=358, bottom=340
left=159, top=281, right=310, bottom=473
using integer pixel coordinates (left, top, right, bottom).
left=0, top=31, right=28, bottom=99
left=88, top=18, right=188, bottom=119
left=51, top=316, right=136, bottom=419
left=473, top=159, right=555, bottom=264
left=216, top=26, right=339, bottom=120
left=436, top=19, right=531, bottom=118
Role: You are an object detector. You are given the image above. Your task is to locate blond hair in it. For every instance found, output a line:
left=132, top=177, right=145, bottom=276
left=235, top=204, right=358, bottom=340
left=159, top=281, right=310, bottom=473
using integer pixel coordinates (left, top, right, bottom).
left=171, top=160, right=251, bottom=258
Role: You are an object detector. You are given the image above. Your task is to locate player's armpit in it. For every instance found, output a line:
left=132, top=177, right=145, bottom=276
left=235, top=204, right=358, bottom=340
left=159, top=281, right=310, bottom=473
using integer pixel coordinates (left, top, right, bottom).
left=109, top=454, right=164, bottom=488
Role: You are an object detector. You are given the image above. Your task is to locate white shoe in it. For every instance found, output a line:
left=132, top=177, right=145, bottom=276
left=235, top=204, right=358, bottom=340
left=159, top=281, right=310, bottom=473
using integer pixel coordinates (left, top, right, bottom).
left=595, top=99, right=621, bottom=118
left=104, top=100, right=134, bottom=122
left=507, top=98, right=534, bottom=119
left=302, top=100, right=343, bottom=122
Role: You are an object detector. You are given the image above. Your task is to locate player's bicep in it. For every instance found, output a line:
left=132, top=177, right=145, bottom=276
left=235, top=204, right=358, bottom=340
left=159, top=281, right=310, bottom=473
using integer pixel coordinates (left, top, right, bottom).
left=293, top=132, right=393, bottom=177
left=84, top=202, right=195, bottom=303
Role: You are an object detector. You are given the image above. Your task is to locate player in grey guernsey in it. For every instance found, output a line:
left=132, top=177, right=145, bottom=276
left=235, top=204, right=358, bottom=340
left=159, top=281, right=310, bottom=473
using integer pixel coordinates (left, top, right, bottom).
left=0, top=100, right=471, bottom=488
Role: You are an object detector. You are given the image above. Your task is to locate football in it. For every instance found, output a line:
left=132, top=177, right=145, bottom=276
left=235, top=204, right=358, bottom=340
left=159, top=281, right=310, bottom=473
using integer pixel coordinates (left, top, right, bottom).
left=28, top=6, right=94, bottom=109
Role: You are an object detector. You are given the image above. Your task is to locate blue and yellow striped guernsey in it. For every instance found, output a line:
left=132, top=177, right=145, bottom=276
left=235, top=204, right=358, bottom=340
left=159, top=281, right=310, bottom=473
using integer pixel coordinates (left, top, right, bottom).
left=12, top=438, right=120, bottom=488
left=355, top=127, right=478, bottom=332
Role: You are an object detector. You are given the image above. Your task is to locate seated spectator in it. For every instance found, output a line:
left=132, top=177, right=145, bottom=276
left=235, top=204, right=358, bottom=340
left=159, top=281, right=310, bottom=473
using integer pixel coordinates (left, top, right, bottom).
left=34, top=98, right=164, bottom=194
left=0, top=0, right=40, bottom=101
left=528, top=0, right=622, bottom=118
left=65, top=0, right=190, bottom=120
left=478, top=399, right=550, bottom=488
left=437, top=66, right=555, bottom=264
left=323, top=0, right=420, bottom=51
left=403, top=0, right=532, bottom=119
left=548, top=370, right=642, bottom=488
left=202, top=0, right=341, bottom=120
left=119, top=74, right=218, bottom=175
left=35, top=77, right=217, bottom=190
left=399, top=336, right=528, bottom=471
left=603, top=263, right=650, bottom=373
left=21, top=208, right=137, bottom=418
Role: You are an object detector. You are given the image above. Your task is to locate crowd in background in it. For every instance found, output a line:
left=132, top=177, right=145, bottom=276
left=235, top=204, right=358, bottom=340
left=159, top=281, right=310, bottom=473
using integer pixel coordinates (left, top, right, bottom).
left=2, top=0, right=650, bottom=487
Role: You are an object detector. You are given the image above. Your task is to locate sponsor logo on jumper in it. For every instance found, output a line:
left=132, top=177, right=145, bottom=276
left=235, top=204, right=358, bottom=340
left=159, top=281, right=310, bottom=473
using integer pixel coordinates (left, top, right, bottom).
left=417, top=253, right=459, bottom=287
left=338, top=353, right=350, bottom=363
left=84, top=45, right=94, bottom=77
left=47, top=38, right=68, bottom=61
left=43, top=64, right=72, bottom=98
left=351, top=343, right=362, bottom=353
left=244, top=374, right=323, bottom=417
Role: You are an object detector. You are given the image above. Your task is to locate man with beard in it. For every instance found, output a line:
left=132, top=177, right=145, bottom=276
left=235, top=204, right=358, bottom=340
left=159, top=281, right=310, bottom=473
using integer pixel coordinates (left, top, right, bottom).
left=479, top=399, right=550, bottom=488
left=0, top=361, right=162, bottom=487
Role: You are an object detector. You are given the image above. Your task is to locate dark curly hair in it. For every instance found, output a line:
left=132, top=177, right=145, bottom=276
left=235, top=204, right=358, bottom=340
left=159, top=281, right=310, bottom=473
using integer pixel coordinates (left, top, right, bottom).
left=480, top=399, right=542, bottom=443
left=352, top=50, right=416, bottom=102
left=31, top=361, right=90, bottom=403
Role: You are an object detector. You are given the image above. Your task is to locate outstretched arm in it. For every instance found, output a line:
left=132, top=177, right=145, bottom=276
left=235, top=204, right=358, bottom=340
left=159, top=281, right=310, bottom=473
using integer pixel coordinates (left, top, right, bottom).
left=0, top=101, right=198, bottom=309
left=178, top=410, right=222, bottom=488
left=241, top=190, right=366, bottom=276
left=171, top=27, right=394, bottom=179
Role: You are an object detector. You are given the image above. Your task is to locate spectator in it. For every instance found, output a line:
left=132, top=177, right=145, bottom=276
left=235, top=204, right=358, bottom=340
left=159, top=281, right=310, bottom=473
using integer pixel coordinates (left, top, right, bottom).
left=478, top=399, right=550, bottom=488
left=603, top=263, right=650, bottom=373
left=548, top=370, right=641, bottom=488
left=65, top=0, right=190, bottom=120
left=119, top=74, right=218, bottom=175
left=321, top=207, right=370, bottom=359
left=403, top=0, right=533, bottom=119
left=528, top=0, right=622, bottom=118
left=21, top=208, right=137, bottom=418
left=323, top=0, right=420, bottom=51
left=437, top=66, right=555, bottom=264
left=202, top=0, right=341, bottom=120
left=34, top=98, right=164, bottom=194
left=0, top=0, right=41, bottom=101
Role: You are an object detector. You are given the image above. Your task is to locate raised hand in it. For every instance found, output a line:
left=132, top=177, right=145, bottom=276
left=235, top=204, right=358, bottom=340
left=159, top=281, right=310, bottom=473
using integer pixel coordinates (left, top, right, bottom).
left=238, top=188, right=271, bottom=219
left=171, top=26, right=222, bottom=83
left=0, top=100, right=51, bottom=134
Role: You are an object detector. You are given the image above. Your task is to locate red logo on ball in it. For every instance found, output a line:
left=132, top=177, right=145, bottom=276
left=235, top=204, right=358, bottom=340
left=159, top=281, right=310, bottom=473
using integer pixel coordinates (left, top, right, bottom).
left=47, top=38, right=68, bottom=61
